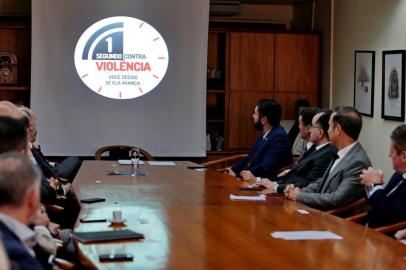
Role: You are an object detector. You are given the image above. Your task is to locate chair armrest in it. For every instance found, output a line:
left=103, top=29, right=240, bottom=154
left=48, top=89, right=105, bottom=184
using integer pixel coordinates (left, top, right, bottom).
left=54, top=257, right=75, bottom=270
left=45, top=204, right=65, bottom=212
left=327, top=198, right=367, bottom=215
left=345, top=212, right=367, bottom=222
left=201, top=154, right=248, bottom=168
left=375, top=220, right=406, bottom=234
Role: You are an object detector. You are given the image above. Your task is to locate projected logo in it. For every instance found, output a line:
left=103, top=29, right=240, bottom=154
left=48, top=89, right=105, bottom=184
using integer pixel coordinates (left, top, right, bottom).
left=74, top=16, right=169, bottom=99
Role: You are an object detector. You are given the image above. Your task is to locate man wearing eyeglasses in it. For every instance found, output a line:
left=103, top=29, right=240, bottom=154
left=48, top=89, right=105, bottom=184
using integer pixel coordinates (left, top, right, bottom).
left=256, top=110, right=337, bottom=194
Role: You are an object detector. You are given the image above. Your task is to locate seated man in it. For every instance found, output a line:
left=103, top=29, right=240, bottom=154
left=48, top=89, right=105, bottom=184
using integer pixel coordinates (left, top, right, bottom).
left=19, top=106, right=81, bottom=182
left=359, top=124, right=406, bottom=228
left=256, top=110, right=337, bottom=194
left=285, top=106, right=371, bottom=210
left=0, top=152, right=44, bottom=270
left=227, top=99, right=291, bottom=179
left=0, top=115, right=59, bottom=205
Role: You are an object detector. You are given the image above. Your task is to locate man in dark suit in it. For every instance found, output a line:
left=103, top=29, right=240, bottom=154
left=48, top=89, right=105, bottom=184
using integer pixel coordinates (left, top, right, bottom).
left=0, top=152, right=44, bottom=270
left=359, top=124, right=406, bottom=228
left=256, top=110, right=337, bottom=194
left=20, top=106, right=81, bottom=182
left=285, top=106, right=371, bottom=210
left=227, top=99, right=291, bottom=179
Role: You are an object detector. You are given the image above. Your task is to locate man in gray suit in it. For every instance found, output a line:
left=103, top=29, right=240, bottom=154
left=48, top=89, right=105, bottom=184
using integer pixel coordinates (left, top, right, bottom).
left=285, top=106, right=371, bottom=210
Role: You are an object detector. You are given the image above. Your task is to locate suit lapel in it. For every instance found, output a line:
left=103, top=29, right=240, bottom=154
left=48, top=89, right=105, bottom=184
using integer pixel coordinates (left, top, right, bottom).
left=320, top=142, right=360, bottom=192
left=248, top=127, right=275, bottom=167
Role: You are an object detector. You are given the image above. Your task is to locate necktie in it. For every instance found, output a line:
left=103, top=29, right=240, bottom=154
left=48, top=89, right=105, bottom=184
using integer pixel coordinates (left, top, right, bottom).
left=300, top=144, right=317, bottom=161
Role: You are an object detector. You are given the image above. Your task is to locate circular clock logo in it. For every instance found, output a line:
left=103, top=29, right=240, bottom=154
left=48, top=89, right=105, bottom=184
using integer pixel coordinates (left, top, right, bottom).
left=74, top=16, right=169, bottom=99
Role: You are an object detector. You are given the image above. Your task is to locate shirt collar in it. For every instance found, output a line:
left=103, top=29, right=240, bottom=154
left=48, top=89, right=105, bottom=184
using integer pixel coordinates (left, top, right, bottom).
left=315, top=142, right=329, bottom=151
left=337, top=141, right=358, bottom=160
left=262, top=128, right=272, bottom=139
left=306, top=142, right=313, bottom=150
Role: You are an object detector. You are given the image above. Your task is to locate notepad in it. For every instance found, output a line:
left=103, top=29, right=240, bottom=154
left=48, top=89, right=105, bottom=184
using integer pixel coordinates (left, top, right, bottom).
left=107, top=170, right=146, bottom=176
left=118, top=160, right=145, bottom=165
left=271, top=231, right=342, bottom=240
left=229, top=194, right=266, bottom=201
left=147, top=161, right=176, bottom=166
left=72, top=229, right=144, bottom=243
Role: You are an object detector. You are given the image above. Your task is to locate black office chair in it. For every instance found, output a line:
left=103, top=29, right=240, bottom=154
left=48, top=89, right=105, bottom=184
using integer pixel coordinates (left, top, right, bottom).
left=94, top=145, right=154, bottom=161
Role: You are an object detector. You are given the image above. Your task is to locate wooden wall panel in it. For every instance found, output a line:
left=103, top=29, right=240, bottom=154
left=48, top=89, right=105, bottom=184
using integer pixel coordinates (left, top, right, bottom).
left=227, top=91, right=273, bottom=149
left=207, top=33, right=219, bottom=69
left=0, top=26, right=30, bottom=86
left=229, top=32, right=275, bottom=92
left=274, top=92, right=319, bottom=120
left=275, top=34, right=319, bottom=94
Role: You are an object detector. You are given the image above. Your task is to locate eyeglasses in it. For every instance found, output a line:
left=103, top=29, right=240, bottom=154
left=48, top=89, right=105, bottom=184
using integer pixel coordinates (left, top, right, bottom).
left=310, top=125, right=323, bottom=130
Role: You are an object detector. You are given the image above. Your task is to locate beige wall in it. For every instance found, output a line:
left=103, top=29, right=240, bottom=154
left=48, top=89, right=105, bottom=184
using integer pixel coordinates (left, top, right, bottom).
left=332, top=0, right=406, bottom=177
left=314, top=0, right=332, bottom=108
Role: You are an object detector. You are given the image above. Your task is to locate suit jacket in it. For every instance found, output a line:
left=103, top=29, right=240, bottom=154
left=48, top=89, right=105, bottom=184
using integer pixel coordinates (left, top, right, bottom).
left=366, top=172, right=406, bottom=228
left=276, top=143, right=337, bottom=193
left=0, top=221, right=44, bottom=270
left=31, top=147, right=59, bottom=179
left=297, top=142, right=371, bottom=210
left=231, top=124, right=291, bottom=178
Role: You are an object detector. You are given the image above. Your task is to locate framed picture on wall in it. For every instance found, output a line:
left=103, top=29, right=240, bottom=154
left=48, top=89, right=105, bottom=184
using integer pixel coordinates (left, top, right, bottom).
left=382, top=50, right=405, bottom=121
left=354, top=51, right=375, bottom=116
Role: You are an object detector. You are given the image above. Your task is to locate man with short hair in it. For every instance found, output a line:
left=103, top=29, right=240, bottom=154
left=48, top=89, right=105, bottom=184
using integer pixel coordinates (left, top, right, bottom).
left=256, top=110, right=337, bottom=194
left=227, top=99, right=291, bottom=179
left=290, top=106, right=318, bottom=159
left=0, top=152, right=44, bottom=270
left=359, top=124, right=406, bottom=228
left=19, top=106, right=81, bottom=182
left=285, top=106, right=371, bottom=210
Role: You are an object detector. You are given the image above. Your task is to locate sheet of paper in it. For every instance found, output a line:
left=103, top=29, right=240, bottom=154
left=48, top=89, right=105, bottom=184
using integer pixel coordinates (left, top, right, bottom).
left=118, top=160, right=144, bottom=165
left=148, top=161, right=176, bottom=166
left=297, top=209, right=310, bottom=215
left=229, top=194, right=266, bottom=201
left=271, top=231, right=342, bottom=240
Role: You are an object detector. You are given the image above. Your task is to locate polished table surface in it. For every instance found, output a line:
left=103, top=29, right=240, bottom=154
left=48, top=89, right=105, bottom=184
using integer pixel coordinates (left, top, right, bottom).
left=72, top=161, right=406, bottom=269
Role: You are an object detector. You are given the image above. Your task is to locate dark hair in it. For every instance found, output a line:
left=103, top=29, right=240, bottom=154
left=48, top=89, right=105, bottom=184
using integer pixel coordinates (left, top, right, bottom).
left=294, top=99, right=310, bottom=118
left=256, top=99, right=282, bottom=126
left=299, top=107, right=319, bottom=126
left=332, top=106, right=362, bottom=141
left=316, top=109, right=333, bottom=139
left=0, top=151, right=40, bottom=207
left=0, top=116, right=28, bottom=154
left=391, top=124, right=406, bottom=154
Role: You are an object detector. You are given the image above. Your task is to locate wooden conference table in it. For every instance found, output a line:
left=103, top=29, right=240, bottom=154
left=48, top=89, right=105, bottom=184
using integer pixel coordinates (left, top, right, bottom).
left=72, top=161, right=406, bottom=270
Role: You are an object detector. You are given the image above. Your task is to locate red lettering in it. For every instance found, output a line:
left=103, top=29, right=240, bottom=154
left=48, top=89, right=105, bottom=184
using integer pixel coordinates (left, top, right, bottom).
left=95, top=61, right=152, bottom=71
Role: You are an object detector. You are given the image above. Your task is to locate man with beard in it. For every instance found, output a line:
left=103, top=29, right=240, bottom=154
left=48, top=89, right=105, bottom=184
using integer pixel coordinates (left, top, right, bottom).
left=227, top=99, right=291, bottom=179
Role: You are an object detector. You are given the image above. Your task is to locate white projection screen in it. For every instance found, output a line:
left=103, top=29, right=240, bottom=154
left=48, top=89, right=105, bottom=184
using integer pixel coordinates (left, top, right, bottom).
left=31, top=0, right=209, bottom=156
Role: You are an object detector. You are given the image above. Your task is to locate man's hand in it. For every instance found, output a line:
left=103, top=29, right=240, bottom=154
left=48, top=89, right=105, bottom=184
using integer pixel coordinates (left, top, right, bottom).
left=360, top=167, right=384, bottom=187
left=48, top=177, right=60, bottom=191
left=286, top=187, right=301, bottom=201
left=225, top=167, right=236, bottom=177
left=256, top=178, right=277, bottom=192
left=283, top=184, right=296, bottom=197
left=240, top=170, right=256, bottom=181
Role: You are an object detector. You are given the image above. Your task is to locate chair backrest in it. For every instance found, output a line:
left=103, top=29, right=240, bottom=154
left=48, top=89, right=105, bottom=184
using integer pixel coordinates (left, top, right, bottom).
left=95, top=145, right=154, bottom=161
